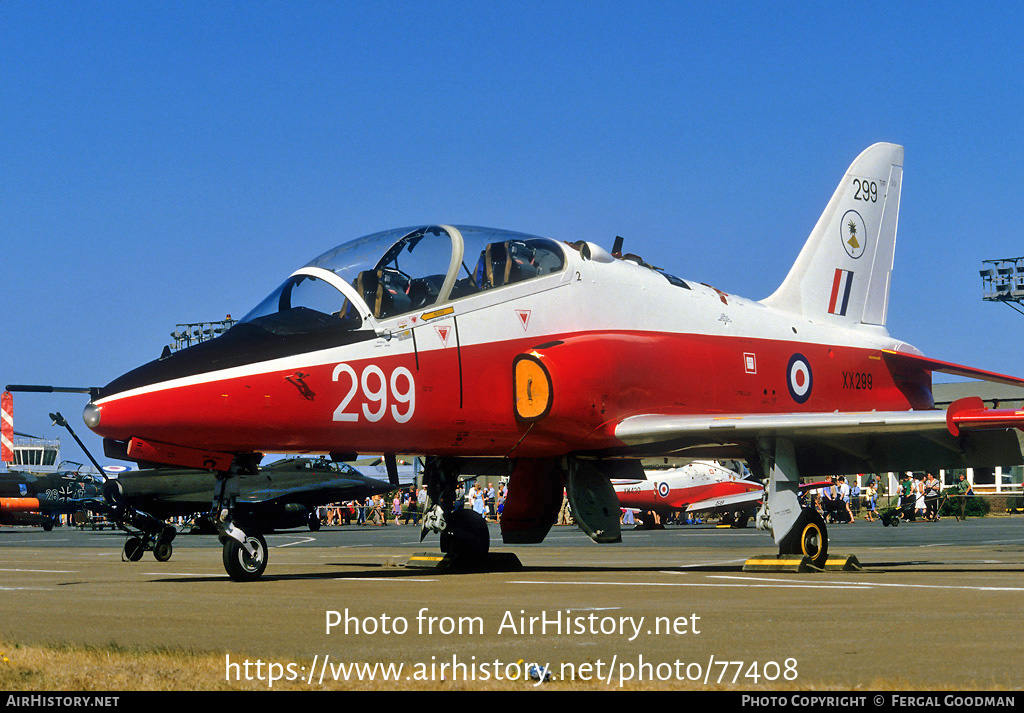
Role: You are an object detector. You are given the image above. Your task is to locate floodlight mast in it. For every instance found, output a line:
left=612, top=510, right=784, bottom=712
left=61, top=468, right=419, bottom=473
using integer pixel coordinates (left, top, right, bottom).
left=168, top=316, right=237, bottom=353
left=981, top=257, right=1024, bottom=316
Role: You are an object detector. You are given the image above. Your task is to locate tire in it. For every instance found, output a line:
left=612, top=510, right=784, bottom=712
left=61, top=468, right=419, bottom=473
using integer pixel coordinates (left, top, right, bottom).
left=439, top=508, right=489, bottom=559
left=123, top=536, right=146, bottom=562
left=153, top=541, right=173, bottom=562
left=780, top=508, right=828, bottom=568
left=222, top=532, right=268, bottom=581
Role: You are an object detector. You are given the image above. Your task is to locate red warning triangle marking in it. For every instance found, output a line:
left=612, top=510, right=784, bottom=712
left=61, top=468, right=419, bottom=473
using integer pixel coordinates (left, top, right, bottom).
left=516, top=310, right=531, bottom=330
left=434, top=325, right=450, bottom=346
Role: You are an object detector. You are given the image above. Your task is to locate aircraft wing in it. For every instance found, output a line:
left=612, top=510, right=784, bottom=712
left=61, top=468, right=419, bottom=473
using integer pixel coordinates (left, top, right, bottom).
left=680, top=478, right=823, bottom=515
left=613, top=398, right=1024, bottom=477
left=239, top=475, right=393, bottom=504
left=685, top=489, right=762, bottom=516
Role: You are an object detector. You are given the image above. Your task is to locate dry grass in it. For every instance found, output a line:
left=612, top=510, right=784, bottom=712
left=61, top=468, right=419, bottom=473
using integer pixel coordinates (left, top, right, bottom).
left=0, top=640, right=243, bottom=691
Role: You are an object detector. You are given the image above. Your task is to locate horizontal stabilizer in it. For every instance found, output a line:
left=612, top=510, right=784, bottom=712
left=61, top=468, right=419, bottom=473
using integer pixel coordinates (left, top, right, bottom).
left=945, top=396, right=1024, bottom=437
left=882, top=349, right=1024, bottom=388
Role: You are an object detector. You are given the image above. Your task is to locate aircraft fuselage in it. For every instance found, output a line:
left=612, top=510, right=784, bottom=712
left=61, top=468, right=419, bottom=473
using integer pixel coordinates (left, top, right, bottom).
left=87, top=237, right=929, bottom=462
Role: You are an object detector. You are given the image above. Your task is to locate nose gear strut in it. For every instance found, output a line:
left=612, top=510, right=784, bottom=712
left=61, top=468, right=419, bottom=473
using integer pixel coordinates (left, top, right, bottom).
left=211, top=470, right=268, bottom=580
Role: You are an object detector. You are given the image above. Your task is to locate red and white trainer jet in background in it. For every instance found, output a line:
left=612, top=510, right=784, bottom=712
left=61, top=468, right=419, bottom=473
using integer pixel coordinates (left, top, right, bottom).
left=613, top=461, right=762, bottom=527
left=72, top=142, right=1024, bottom=579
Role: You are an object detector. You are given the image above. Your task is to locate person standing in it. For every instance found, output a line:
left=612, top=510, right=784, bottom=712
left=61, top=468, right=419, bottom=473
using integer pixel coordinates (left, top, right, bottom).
left=900, top=474, right=916, bottom=521
left=821, top=477, right=837, bottom=522
left=924, top=472, right=941, bottom=521
left=472, top=483, right=486, bottom=517
left=952, top=473, right=973, bottom=520
left=416, top=485, right=427, bottom=525
left=485, top=483, right=496, bottom=521
left=914, top=475, right=926, bottom=519
left=864, top=480, right=878, bottom=522
left=837, top=476, right=854, bottom=524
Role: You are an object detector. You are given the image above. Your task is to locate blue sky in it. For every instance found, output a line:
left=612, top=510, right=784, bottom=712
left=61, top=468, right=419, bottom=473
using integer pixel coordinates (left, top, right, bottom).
left=3, top=2, right=1024, bottom=461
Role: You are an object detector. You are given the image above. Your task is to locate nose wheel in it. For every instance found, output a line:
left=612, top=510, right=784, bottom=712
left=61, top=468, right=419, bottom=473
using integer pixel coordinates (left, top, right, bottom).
left=222, top=532, right=268, bottom=581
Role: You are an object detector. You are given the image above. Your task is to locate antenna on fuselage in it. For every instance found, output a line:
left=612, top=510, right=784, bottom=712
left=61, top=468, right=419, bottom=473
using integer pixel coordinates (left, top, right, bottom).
left=612, top=236, right=624, bottom=257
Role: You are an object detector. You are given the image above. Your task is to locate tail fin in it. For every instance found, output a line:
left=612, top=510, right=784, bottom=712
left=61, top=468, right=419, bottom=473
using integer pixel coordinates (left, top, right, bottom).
left=761, top=143, right=904, bottom=329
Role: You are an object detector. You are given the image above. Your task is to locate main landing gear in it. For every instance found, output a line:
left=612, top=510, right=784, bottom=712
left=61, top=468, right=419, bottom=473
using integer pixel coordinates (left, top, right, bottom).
left=777, top=507, right=828, bottom=566
left=421, top=457, right=490, bottom=563
left=755, top=438, right=830, bottom=569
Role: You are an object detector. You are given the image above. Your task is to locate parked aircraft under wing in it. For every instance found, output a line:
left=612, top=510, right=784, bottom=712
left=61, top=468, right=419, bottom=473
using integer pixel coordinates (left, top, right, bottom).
left=613, top=460, right=761, bottom=526
left=105, top=456, right=393, bottom=533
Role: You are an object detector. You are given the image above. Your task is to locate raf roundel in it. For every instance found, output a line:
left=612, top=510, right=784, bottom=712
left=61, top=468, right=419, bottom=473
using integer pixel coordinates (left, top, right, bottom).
left=657, top=482, right=670, bottom=498
left=786, top=353, right=813, bottom=404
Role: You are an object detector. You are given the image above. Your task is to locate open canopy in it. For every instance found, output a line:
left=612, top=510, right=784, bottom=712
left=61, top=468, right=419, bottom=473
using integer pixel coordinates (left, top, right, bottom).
left=240, top=225, right=566, bottom=334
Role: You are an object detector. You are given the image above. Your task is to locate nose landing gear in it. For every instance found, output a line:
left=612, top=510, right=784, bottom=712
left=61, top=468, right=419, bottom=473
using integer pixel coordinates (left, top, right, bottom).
left=222, top=531, right=268, bottom=581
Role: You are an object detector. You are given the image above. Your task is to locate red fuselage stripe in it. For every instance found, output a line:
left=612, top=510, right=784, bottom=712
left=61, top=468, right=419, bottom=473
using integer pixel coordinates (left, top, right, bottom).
left=91, top=329, right=931, bottom=458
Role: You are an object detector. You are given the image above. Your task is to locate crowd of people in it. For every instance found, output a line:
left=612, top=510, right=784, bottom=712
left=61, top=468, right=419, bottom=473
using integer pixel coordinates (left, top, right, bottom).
left=813, top=471, right=977, bottom=524
left=312, top=472, right=985, bottom=529
left=316, top=480, right=508, bottom=527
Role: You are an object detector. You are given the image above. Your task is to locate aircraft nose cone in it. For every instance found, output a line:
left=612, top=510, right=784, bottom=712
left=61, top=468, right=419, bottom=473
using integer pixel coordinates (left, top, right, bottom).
left=83, top=402, right=101, bottom=430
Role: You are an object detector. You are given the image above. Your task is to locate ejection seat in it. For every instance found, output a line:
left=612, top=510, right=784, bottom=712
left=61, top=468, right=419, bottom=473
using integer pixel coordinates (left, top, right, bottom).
left=355, top=268, right=412, bottom=319
left=474, top=242, right=508, bottom=289
left=355, top=270, right=379, bottom=315
left=505, top=241, right=539, bottom=283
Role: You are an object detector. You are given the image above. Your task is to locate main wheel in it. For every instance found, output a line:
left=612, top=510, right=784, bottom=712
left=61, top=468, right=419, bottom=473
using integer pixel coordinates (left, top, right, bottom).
left=222, top=532, right=268, bottom=581
left=439, top=508, right=489, bottom=560
left=780, top=508, right=828, bottom=568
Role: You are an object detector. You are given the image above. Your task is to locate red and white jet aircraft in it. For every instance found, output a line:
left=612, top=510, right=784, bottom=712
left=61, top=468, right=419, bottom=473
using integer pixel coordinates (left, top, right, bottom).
left=80, top=143, right=1024, bottom=579
left=613, top=461, right=762, bottom=526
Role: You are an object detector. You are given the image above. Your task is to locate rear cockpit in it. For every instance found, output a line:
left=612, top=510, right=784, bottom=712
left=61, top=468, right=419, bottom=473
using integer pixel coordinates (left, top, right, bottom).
left=240, top=225, right=566, bottom=332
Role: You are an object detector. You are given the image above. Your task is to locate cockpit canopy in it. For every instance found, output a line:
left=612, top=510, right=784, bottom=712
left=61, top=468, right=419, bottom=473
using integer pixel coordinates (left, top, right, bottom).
left=241, top=225, right=566, bottom=334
